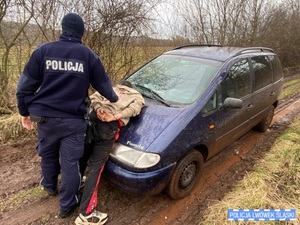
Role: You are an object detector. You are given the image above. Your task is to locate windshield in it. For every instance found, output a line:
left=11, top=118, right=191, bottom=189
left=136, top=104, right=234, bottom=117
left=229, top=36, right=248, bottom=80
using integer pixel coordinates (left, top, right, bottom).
left=127, top=54, right=222, bottom=105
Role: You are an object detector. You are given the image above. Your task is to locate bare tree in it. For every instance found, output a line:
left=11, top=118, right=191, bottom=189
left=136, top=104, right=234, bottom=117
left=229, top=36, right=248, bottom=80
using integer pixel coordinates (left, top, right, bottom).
left=178, top=0, right=273, bottom=45
left=83, top=0, right=158, bottom=81
left=173, top=0, right=300, bottom=68
left=0, top=0, right=12, bottom=114
left=0, top=0, right=161, bottom=115
left=0, top=0, right=34, bottom=114
left=260, top=0, right=300, bottom=68
left=1, top=0, right=299, bottom=117
left=176, top=0, right=215, bottom=43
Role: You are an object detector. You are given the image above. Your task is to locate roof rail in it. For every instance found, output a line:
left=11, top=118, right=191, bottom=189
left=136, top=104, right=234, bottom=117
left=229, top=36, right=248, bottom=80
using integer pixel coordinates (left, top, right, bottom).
left=232, top=47, right=274, bottom=57
left=172, top=44, right=222, bottom=50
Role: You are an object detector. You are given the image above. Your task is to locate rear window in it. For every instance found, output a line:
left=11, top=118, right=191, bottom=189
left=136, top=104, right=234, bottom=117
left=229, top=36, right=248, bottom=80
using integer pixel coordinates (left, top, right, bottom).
left=252, top=56, right=272, bottom=91
left=269, top=55, right=283, bottom=81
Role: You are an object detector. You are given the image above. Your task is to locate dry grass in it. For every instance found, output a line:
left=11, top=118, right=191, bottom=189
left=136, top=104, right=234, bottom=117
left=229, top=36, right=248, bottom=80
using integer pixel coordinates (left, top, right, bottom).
left=200, top=115, right=300, bottom=225
left=0, top=113, right=35, bottom=144
left=279, top=83, right=300, bottom=100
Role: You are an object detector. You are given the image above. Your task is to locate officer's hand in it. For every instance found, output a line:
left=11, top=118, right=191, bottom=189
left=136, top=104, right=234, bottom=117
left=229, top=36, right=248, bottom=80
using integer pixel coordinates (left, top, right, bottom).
left=21, top=116, right=35, bottom=130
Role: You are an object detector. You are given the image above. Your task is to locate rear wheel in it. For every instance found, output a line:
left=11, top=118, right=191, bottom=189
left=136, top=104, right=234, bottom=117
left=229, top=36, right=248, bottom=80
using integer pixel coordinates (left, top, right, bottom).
left=254, top=105, right=275, bottom=132
left=166, top=150, right=204, bottom=199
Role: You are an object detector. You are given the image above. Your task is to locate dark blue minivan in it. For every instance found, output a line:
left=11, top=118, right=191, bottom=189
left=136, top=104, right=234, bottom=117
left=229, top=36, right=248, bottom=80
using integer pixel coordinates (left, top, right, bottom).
left=104, top=45, right=284, bottom=199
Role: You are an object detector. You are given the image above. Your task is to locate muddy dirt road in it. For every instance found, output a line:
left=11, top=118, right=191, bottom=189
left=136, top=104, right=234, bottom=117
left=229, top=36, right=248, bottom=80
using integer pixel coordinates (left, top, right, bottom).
left=1, top=72, right=300, bottom=225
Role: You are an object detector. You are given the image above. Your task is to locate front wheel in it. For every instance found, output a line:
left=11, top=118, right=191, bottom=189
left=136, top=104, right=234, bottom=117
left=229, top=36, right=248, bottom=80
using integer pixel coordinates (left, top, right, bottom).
left=166, top=150, right=204, bottom=199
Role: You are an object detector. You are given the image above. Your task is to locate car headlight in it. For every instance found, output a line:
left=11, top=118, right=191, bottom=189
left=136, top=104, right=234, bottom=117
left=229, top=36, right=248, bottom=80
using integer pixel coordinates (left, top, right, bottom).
left=110, top=144, right=160, bottom=169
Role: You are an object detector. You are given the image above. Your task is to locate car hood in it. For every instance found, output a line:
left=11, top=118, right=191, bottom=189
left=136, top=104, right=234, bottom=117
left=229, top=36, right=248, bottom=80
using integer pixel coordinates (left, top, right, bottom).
left=117, top=98, right=186, bottom=152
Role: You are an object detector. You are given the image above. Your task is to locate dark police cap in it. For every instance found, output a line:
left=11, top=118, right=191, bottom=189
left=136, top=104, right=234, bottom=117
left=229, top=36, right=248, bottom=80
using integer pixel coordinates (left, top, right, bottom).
left=62, top=13, right=84, bottom=37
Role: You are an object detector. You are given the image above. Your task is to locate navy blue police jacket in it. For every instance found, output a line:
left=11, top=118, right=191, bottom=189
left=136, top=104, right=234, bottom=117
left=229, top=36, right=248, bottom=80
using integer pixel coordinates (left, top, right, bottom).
left=16, top=33, right=118, bottom=118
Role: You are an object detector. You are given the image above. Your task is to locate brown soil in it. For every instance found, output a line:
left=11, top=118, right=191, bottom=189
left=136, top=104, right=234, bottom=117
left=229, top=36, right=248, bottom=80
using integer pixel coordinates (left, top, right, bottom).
left=1, top=72, right=300, bottom=225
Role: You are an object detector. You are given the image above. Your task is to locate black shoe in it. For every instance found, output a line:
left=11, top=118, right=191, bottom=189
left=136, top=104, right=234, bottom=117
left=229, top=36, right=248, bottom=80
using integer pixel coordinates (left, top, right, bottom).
left=44, top=187, right=58, bottom=196
left=59, top=204, right=78, bottom=218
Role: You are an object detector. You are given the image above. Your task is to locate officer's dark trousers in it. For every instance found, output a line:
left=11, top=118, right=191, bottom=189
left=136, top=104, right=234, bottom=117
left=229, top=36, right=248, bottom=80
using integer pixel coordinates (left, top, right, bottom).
left=79, top=114, right=118, bottom=216
left=37, top=117, right=86, bottom=212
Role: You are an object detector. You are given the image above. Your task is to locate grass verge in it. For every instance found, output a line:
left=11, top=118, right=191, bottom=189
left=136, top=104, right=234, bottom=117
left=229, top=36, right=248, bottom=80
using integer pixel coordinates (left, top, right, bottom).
left=200, top=114, right=300, bottom=224
left=0, top=113, right=36, bottom=144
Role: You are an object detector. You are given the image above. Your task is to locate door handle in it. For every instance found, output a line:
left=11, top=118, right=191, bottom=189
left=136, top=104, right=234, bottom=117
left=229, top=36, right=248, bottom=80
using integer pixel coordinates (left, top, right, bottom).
left=246, top=104, right=253, bottom=111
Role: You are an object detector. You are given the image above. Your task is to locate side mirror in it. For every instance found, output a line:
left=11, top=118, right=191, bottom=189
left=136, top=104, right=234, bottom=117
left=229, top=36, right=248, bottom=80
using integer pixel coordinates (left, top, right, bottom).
left=223, top=97, right=243, bottom=109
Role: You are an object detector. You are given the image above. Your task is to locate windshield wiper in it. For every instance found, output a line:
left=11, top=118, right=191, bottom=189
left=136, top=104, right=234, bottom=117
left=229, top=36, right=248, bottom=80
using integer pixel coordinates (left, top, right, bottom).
left=134, top=84, right=171, bottom=107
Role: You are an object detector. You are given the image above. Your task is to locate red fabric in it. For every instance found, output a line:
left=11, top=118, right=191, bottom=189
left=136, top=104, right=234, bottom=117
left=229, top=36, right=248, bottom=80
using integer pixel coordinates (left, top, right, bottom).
left=85, top=165, right=104, bottom=215
left=85, top=119, right=122, bottom=215
left=114, top=119, right=123, bottom=140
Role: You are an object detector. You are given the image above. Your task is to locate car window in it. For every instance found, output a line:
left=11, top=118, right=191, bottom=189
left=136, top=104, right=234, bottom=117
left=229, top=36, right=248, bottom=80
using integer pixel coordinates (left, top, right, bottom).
left=252, top=55, right=272, bottom=91
left=269, top=55, right=283, bottom=81
left=221, top=59, right=251, bottom=101
left=127, top=55, right=221, bottom=105
left=202, top=92, right=217, bottom=114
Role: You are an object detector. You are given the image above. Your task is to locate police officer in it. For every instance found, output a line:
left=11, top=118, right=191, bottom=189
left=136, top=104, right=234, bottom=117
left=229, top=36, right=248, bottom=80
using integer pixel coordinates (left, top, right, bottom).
left=16, top=13, right=118, bottom=219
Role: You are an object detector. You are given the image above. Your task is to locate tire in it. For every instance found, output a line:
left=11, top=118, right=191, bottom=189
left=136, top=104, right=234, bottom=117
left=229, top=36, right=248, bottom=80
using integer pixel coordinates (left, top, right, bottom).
left=254, top=105, right=275, bottom=132
left=166, top=150, right=204, bottom=199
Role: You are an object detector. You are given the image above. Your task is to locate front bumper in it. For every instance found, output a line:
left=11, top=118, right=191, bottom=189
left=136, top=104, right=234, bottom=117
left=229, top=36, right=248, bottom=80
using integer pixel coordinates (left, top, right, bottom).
left=104, top=160, right=176, bottom=196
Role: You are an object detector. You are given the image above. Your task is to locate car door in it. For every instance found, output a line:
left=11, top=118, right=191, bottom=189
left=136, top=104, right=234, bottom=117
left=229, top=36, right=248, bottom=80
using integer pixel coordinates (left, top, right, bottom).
left=250, top=55, right=277, bottom=124
left=204, top=57, right=254, bottom=157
